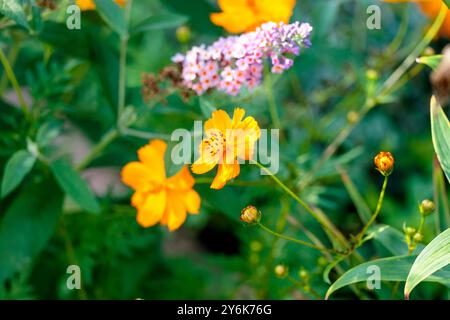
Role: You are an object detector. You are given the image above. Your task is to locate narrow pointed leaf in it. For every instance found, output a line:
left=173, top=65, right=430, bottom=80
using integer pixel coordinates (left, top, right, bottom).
left=430, top=96, right=450, bottom=183
left=50, top=158, right=100, bottom=213
left=1, top=150, right=36, bottom=198
left=404, top=228, right=450, bottom=299
left=326, top=255, right=450, bottom=299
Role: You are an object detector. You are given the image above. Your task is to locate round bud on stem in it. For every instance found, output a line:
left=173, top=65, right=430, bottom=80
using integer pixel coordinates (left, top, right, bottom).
left=374, top=151, right=394, bottom=176
left=419, top=199, right=435, bottom=216
left=176, top=26, right=192, bottom=44
left=413, top=232, right=423, bottom=243
left=274, top=264, right=288, bottom=278
left=240, top=205, right=261, bottom=224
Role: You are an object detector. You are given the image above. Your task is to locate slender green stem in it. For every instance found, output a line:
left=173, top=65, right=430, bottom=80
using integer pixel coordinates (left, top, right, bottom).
left=117, top=0, right=132, bottom=126
left=122, top=128, right=170, bottom=141
left=76, top=128, right=119, bottom=170
left=0, top=46, right=29, bottom=121
left=354, top=176, right=389, bottom=245
left=265, top=72, right=282, bottom=131
left=0, top=41, right=19, bottom=96
left=253, top=161, right=327, bottom=228
left=258, top=222, right=336, bottom=254
left=286, top=275, right=322, bottom=300
left=377, top=5, right=447, bottom=98
left=417, top=215, right=425, bottom=234
left=298, top=8, right=445, bottom=190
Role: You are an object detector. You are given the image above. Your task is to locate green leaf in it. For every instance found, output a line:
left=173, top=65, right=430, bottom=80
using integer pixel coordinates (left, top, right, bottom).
left=430, top=96, right=450, bottom=183
left=369, top=224, right=423, bottom=256
left=0, top=178, right=63, bottom=283
left=326, top=255, right=450, bottom=299
left=416, top=55, right=443, bottom=70
left=339, top=169, right=371, bottom=223
left=0, top=0, right=29, bottom=29
left=49, top=158, right=100, bottom=213
left=199, top=96, right=216, bottom=118
left=404, top=228, right=450, bottom=299
left=1, top=150, right=36, bottom=198
left=93, top=0, right=127, bottom=39
left=131, top=13, right=188, bottom=35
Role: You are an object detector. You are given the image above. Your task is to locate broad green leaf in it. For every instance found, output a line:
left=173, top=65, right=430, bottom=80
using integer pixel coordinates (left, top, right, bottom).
left=326, top=255, right=450, bottom=299
left=339, top=169, right=371, bottom=223
left=93, top=0, right=127, bottom=39
left=430, top=96, right=450, bottom=183
left=131, top=13, right=188, bottom=35
left=0, top=178, right=63, bottom=283
left=50, top=158, right=100, bottom=213
left=404, top=228, right=450, bottom=299
left=369, top=224, right=423, bottom=256
left=199, top=96, right=217, bottom=118
left=416, top=55, right=443, bottom=70
left=0, top=0, right=29, bottom=29
left=444, top=0, right=450, bottom=9
left=1, top=150, right=36, bottom=198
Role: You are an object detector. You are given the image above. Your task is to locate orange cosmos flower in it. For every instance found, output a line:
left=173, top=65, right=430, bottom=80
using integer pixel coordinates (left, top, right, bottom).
left=76, top=0, right=126, bottom=11
left=121, top=140, right=201, bottom=231
left=210, top=0, right=296, bottom=33
left=191, top=108, right=261, bottom=190
left=384, top=0, right=450, bottom=38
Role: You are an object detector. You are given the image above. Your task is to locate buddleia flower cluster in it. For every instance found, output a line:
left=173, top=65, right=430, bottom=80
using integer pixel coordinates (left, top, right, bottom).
left=171, top=21, right=313, bottom=96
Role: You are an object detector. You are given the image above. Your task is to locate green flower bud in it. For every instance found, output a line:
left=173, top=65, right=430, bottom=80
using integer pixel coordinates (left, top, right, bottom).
left=176, top=26, right=191, bottom=44
left=274, top=264, right=288, bottom=278
left=419, top=199, right=435, bottom=216
left=413, top=232, right=424, bottom=243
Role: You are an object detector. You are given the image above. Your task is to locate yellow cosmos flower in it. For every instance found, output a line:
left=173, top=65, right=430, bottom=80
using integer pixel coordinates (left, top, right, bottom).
left=76, top=0, right=126, bottom=11
left=191, top=108, right=260, bottom=190
left=384, top=0, right=450, bottom=38
left=210, top=0, right=296, bottom=33
left=121, top=140, right=201, bottom=231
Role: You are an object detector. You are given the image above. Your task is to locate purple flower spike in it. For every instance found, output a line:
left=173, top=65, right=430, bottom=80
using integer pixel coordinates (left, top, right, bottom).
left=172, top=21, right=313, bottom=96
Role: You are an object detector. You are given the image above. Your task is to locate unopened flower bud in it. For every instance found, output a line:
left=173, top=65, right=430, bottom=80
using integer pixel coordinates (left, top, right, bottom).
left=240, top=205, right=261, bottom=224
left=366, top=69, right=379, bottom=81
left=404, top=226, right=416, bottom=236
left=298, top=269, right=309, bottom=281
left=176, top=26, right=191, bottom=44
left=274, top=264, right=288, bottom=278
left=419, top=199, right=435, bottom=216
left=413, top=232, right=423, bottom=243
left=347, top=111, right=359, bottom=124
left=374, top=151, right=394, bottom=176
left=250, top=240, right=263, bottom=252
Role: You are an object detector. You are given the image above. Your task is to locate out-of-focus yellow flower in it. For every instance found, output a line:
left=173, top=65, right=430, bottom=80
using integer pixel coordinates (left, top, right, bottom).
left=76, top=0, right=126, bottom=11
left=384, top=0, right=450, bottom=38
left=210, top=0, right=296, bottom=33
left=121, top=140, right=201, bottom=231
left=191, top=108, right=260, bottom=190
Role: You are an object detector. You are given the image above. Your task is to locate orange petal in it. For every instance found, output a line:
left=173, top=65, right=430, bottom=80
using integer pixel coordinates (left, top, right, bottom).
left=121, top=162, right=154, bottom=191
left=210, top=10, right=257, bottom=33
left=191, top=153, right=219, bottom=174
left=136, top=190, right=167, bottom=228
left=167, top=166, right=195, bottom=190
left=76, top=0, right=96, bottom=10
left=137, top=140, right=167, bottom=183
left=182, top=189, right=201, bottom=214
left=205, top=110, right=232, bottom=135
left=210, top=161, right=240, bottom=190
left=165, top=191, right=187, bottom=231
left=217, top=0, right=249, bottom=11
left=231, top=107, right=246, bottom=128
left=256, top=0, right=296, bottom=23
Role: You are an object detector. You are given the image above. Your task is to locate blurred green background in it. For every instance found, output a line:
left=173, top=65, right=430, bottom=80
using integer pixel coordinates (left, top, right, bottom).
left=0, top=0, right=449, bottom=299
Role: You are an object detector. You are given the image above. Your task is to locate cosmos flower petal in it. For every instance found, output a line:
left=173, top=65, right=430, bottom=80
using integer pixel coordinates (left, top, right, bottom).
left=210, top=161, right=240, bottom=190
left=136, top=190, right=167, bottom=228
left=166, top=166, right=195, bottom=190
left=137, top=140, right=167, bottom=183
left=121, top=162, right=154, bottom=191
left=182, top=189, right=201, bottom=214
left=166, top=192, right=188, bottom=231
